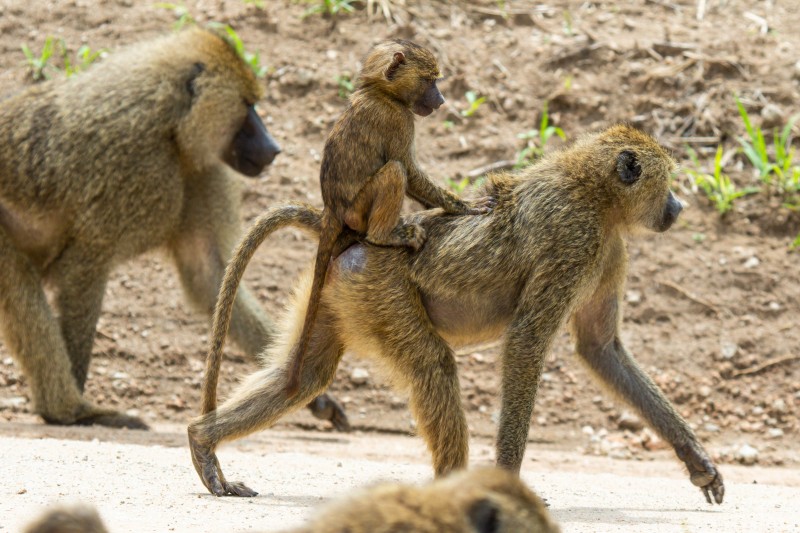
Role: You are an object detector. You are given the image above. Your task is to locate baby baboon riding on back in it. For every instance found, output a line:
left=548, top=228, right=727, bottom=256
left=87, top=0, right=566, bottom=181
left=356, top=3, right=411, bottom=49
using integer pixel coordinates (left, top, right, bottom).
left=190, top=124, right=724, bottom=506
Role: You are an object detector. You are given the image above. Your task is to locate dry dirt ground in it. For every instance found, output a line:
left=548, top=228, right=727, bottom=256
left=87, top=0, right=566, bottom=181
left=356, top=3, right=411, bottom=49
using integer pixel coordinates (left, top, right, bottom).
left=0, top=0, right=799, bottom=530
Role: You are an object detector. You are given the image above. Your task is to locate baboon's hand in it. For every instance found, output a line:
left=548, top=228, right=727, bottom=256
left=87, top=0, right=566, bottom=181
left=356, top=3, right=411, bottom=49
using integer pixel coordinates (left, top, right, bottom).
left=464, top=195, right=496, bottom=214
left=189, top=429, right=258, bottom=497
left=307, top=393, right=351, bottom=432
left=676, top=442, right=724, bottom=504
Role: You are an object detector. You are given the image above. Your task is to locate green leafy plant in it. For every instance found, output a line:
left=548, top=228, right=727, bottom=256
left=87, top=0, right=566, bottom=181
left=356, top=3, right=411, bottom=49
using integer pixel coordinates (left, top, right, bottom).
left=61, top=43, right=105, bottom=77
left=445, top=176, right=485, bottom=194
left=735, top=96, right=771, bottom=179
left=21, top=37, right=58, bottom=81
left=735, top=96, right=800, bottom=191
left=154, top=2, right=195, bottom=30
left=686, top=145, right=759, bottom=215
left=445, top=176, right=470, bottom=194
left=335, top=73, right=354, bottom=99
left=243, top=0, right=266, bottom=8
left=300, top=0, right=356, bottom=19
left=792, top=233, right=800, bottom=249
left=515, top=101, right=565, bottom=168
left=460, top=91, right=486, bottom=118
left=207, top=23, right=268, bottom=78
left=562, top=10, right=575, bottom=36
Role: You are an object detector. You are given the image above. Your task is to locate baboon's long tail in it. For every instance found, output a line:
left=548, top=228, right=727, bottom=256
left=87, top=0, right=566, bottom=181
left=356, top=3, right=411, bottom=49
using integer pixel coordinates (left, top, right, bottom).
left=201, top=203, right=323, bottom=415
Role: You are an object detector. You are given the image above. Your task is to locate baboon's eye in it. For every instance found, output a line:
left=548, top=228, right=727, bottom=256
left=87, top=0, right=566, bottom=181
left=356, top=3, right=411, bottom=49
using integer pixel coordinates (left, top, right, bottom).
left=617, top=150, right=642, bottom=185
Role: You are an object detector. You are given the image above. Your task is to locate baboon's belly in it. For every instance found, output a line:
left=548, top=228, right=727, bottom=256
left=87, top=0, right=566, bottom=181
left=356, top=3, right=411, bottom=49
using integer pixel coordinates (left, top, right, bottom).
left=0, top=197, right=67, bottom=269
left=422, top=288, right=515, bottom=347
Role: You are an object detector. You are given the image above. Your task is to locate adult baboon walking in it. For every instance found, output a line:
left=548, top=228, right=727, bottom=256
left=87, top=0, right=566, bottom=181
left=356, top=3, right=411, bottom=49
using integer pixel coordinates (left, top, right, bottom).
left=0, top=28, right=346, bottom=431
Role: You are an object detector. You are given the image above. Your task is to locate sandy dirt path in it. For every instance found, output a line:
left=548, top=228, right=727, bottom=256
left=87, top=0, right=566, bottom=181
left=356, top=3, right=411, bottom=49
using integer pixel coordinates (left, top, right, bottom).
left=1, top=425, right=798, bottom=533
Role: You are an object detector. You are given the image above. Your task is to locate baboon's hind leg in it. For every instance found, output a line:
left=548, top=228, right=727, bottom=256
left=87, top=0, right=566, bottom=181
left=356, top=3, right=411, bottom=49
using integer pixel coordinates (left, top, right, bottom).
left=188, top=308, right=345, bottom=496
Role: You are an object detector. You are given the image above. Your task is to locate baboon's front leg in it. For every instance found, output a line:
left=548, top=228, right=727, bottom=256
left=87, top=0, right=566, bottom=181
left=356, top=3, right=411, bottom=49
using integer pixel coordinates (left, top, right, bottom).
left=53, top=250, right=109, bottom=392
left=572, top=290, right=724, bottom=504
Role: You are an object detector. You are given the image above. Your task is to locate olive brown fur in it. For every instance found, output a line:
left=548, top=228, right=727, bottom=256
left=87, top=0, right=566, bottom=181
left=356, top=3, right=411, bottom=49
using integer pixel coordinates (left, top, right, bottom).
left=189, top=124, right=724, bottom=505
left=0, top=28, right=345, bottom=431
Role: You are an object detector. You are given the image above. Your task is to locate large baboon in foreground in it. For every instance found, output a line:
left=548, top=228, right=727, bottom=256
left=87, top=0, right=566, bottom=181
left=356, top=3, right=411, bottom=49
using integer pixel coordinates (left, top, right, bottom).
left=190, top=124, right=723, bottom=505
left=0, top=28, right=346, bottom=431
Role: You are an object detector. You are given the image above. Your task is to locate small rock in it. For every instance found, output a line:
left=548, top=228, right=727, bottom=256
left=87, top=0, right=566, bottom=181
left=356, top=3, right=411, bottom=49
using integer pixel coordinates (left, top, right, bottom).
left=350, top=367, right=369, bottom=385
left=389, top=396, right=405, bottom=409
left=0, top=397, right=27, bottom=409
left=617, top=411, right=644, bottom=432
left=698, top=386, right=712, bottom=398
left=771, top=399, right=787, bottom=414
left=625, top=290, right=642, bottom=305
left=470, top=352, right=485, bottom=363
left=760, top=103, right=784, bottom=128
left=767, top=428, right=784, bottom=439
left=720, top=342, right=738, bottom=360
left=743, top=256, right=760, bottom=269
left=704, top=423, right=720, bottom=433
left=736, top=444, right=759, bottom=465
left=581, top=425, right=595, bottom=436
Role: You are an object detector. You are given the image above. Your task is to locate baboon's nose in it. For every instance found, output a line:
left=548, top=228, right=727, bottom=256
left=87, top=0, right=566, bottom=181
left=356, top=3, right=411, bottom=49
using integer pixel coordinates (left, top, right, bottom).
left=658, top=192, right=683, bottom=232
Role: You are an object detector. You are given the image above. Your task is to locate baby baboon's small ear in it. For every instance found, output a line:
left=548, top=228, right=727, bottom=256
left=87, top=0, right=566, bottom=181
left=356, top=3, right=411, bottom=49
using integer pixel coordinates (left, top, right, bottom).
left=186, top=62, right=206, bottom=97
left=468, top=498, right=500, bottom=533
left=385, top=52, right=406, bottom=81
left=617, top=150, right=642, bottom=185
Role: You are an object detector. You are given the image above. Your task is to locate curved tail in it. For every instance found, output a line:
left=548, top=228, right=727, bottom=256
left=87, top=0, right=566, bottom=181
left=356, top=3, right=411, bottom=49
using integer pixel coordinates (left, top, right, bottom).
left=201, top=203, right=322, bottom=415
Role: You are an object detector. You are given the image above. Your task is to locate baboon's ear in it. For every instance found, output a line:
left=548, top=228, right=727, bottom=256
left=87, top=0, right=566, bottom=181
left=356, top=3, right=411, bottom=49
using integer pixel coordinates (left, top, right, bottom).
left=186, top=62, right=206, bottom=98
left=468, top=498, right=500, bottom=533
left=385, top=52, right=406, bottom=81
left=617, top=150, right=642, bottom=185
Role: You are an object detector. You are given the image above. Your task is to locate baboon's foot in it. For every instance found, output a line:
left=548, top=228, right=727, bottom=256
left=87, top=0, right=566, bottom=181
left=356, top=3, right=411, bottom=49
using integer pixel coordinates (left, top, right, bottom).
left=307, top=393, right=351, bottom=432
left=367, top=223, right=426, bottom=251
left=676, top=442, right=724, bottom=504
left=188, top=427, right=257, bottom=497
left=41, top=403, right=149, bottom=430
left=394, top=223, right=426, bottom=251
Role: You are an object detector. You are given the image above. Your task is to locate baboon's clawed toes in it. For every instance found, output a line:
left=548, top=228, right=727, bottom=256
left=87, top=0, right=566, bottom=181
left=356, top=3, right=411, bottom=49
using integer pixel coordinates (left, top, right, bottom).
left=677, top=441, right=725, bottom=504
left=222, top=481, right=258, bottom=498
left=189, top=424, right=258, bottom=497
